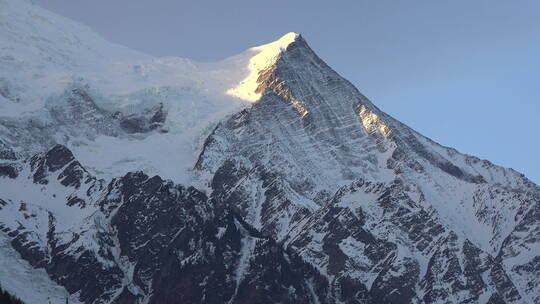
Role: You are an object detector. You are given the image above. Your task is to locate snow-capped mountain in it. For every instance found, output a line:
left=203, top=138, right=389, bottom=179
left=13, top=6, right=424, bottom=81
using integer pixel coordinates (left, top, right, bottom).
left=0, top=0, right=538, bottom=303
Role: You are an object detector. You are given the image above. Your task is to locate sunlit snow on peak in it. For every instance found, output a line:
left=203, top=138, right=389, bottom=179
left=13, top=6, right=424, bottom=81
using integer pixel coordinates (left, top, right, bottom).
left=226, top=32, right=300, bottom=102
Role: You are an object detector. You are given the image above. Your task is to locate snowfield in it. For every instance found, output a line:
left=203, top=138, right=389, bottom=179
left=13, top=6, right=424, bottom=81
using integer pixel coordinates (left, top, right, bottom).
left=0, top=0, right=300, bottom=184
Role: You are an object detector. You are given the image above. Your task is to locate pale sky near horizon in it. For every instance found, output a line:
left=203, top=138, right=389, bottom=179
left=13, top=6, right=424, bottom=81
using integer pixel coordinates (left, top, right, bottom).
left=39, top=0, right=540, bottom=184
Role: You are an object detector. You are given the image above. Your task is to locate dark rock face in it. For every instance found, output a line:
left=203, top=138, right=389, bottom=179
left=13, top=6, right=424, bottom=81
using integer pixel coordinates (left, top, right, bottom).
left=28, top=144, right=97, bottom=191
left=104, top=172, right=327, bottom=304
left=0, top=140, right=17, bottom=160
left=0, top=146, right=328, bottom=304
left=43, top=145, right=75, bottom=170
left=0, top=164, right=17, bottom=179
left=119, top=103, right=167, bottom=134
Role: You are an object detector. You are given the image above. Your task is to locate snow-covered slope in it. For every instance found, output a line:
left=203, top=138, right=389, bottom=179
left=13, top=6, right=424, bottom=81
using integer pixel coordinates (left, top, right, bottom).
left=0, top=1, right=539, bottom=303
left=0, top=0, right=299, bottom=184
left=0, top=233, right=81, bottom=304
left=194, top=35, right=540, bottom=303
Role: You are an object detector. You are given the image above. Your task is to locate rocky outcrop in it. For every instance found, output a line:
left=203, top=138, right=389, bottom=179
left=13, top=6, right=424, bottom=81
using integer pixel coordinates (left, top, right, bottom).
left=0, top=146, right=329, bottom=303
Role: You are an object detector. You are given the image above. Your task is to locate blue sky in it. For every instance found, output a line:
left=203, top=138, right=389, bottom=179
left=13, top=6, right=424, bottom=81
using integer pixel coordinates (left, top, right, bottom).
left=40, top=0, right=540, bottom=183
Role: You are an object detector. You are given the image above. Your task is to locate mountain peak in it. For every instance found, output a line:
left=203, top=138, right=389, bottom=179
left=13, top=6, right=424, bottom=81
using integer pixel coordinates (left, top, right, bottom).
left=226, top=32, right=302, bottom=102
left=253, top=32, right=301, bottom=52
